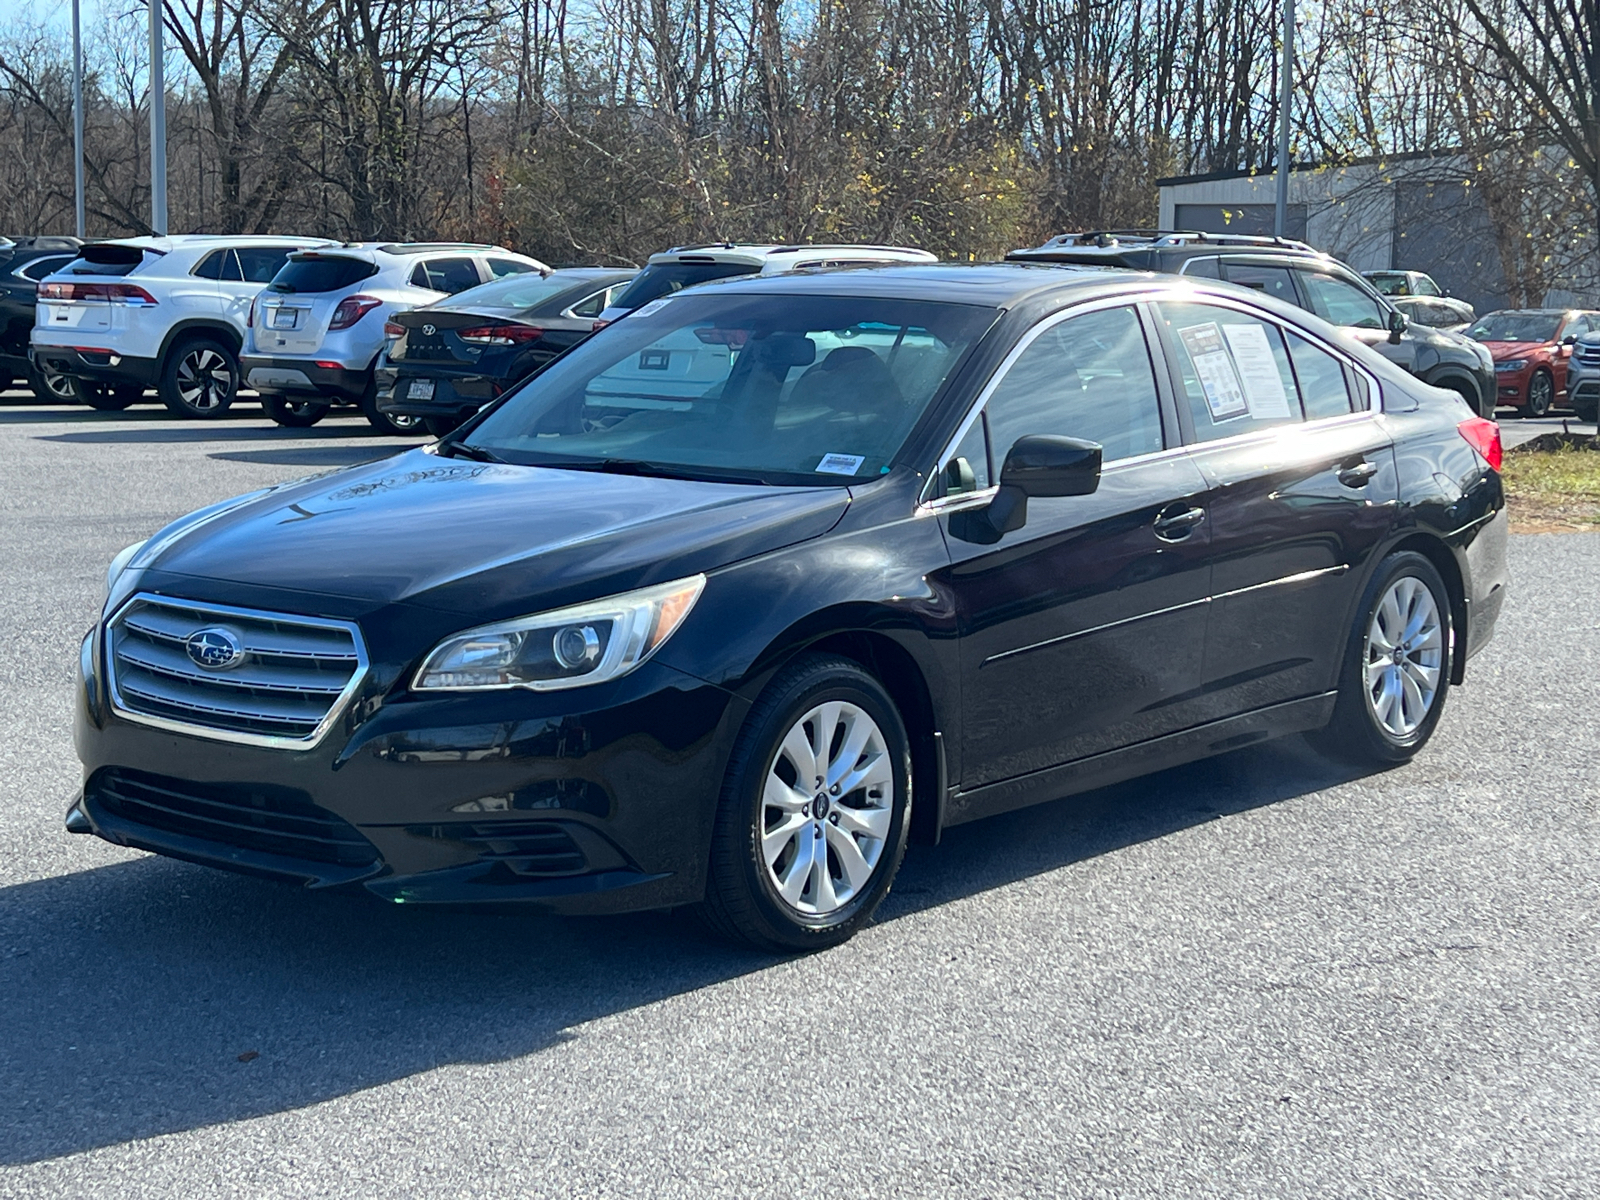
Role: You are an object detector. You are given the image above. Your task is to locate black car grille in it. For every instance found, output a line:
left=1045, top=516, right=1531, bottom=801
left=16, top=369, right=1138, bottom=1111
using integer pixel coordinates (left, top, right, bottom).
left=93, top=768, right=378, bottom=867
left=409, top=821, right=589, bottom=877
left=106, top=596, right=366, bottom=745
left=1573, top=343, right=1600, bottom=367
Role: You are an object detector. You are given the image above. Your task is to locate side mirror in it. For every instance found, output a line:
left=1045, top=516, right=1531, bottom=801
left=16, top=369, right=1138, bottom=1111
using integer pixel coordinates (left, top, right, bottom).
left=1562, top=334, right=1578, bottom=346
left=1387, top=309, right=1408, bottom=344
left=949, top=435, right=1102, bottom=544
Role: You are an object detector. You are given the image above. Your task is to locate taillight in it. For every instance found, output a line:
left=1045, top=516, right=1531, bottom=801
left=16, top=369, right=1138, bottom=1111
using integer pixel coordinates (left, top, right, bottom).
left=1458, top=417, right=1503, bottom=471
left=591, top=319, right=610, bottom=332
left=383, top=320, right=405, bottom=338
left=39, top=282, right=158, bottom=305
left=329, top=294, right=381, bottom=330
left=457, top=324, right=542, bottom=346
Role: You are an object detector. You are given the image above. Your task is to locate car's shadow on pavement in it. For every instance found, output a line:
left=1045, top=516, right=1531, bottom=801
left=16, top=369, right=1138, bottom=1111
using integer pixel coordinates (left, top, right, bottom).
left=0, top=736, right=1367, bottom=1166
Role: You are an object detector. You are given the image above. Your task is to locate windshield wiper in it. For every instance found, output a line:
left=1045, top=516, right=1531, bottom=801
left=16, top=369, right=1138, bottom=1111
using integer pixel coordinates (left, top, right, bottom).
left=546, top=457, right=774, bottom=484
left=438, top=441, right=505, bottom=464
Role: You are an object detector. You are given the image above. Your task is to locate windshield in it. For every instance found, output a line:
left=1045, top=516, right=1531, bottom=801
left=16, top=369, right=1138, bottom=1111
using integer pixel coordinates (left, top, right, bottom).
left=611, top=262, right=760, bottom=311
left=269, top=255, right=378, bottom=294
left=462, top=292, right=995, bottom=483
left=1367, top=273, right=1408, bottom=295
left=1469, top=312, right=1561, bottom=343
left=442, top=273, right=585, bottom=311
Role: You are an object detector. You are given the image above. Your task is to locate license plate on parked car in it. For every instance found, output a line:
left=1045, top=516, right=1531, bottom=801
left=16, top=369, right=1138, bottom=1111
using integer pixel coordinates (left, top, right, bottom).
left=271, top=308, right=297, bottom=330
left=407, top=379, right=436, bottom=400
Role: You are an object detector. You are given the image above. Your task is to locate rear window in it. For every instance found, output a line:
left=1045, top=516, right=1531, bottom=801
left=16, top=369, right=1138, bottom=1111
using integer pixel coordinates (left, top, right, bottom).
left=268, top=255, right=378, bottom=294
left=442, top=273, right=590, bottom=311
left=60, top=244, right=151, bottom=277
left=611, top=262, right=759, bottom=311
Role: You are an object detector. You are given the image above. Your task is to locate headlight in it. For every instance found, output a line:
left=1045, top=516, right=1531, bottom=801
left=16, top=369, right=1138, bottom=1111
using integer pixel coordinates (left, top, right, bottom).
left=105, top=540, right=146, bottom=597
left=412, top=574, right=706, bottom=692
left=1495, top=359, right=1528, bottom=372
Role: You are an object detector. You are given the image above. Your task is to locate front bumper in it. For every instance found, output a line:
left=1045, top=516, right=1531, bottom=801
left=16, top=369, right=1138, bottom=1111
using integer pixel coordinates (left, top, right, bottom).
left=73, top=626, right=746, bottom=912
left=1495, top=367, right=1532, bottom=406
left=241, top=355, right=369, bottom=401
left=30, top=344, right=158, bottom=388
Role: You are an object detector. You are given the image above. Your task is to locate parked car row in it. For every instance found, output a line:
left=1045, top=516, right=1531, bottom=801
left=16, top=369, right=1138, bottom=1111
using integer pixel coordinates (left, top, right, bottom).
left=17, top=225, right=1596, bottom=426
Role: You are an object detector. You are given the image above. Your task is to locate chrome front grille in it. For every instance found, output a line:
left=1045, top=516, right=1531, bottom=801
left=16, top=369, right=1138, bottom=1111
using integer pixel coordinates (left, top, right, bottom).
left=106, top=594, right=368, bottom=748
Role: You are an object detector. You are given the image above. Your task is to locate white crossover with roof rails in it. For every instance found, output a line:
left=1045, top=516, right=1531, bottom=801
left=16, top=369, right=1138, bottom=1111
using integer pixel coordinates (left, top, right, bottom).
left=241, top=242, right=551, bottom=433
left=30, top=234, right=337, bottom=415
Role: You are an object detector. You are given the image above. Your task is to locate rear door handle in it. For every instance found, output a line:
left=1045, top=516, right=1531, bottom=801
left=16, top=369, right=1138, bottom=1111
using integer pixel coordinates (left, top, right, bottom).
left=1338, top=460, right=1380, bottom=487
left=1153, top=505, right=1206, bottom=540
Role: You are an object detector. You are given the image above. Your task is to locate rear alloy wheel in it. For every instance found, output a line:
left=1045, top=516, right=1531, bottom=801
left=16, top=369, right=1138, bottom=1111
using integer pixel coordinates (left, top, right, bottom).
left=1525, top=369, right=1554, bottom=418
left=1310, top=551, right=1451, bottom=766
left=160, top=338, right=238, bottom=417
left=261, top=394, right=330, bottom=428
left=67, top=376, right=143, bottom=410
left=700, top=654, right=911, bottom=951
left=28, top=365, right=78, bottom=403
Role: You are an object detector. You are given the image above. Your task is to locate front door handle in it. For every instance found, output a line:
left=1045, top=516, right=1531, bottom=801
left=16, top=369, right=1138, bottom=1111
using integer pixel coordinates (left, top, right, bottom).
left=1153, top=505, right=1206, bottom=540
left=1338, top=460, right=1380, bottom=487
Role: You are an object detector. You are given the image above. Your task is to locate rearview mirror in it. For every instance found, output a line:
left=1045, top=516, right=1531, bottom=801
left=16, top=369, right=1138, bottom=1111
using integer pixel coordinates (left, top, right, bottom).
left=949, top=435, right=1102, bottom=544
left=1388, top=309, right=1409, bottom=344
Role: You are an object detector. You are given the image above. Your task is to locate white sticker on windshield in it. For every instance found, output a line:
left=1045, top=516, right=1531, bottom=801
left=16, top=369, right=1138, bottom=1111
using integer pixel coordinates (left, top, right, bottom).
left=816, top=453, right=866, bottom=476
left=1222, top=323, right=1293, bottom=419
left=1177, top=322, right=1249, bottom=421
left=630, top=297, right=673, bottom=320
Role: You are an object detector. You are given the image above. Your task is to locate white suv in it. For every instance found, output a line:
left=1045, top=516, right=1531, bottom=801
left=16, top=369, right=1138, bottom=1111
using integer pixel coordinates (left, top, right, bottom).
left=242, top=242, right=551, bottom=432
left=31, top=235, right=335, bottom=415
left=593, top=243, right=938, bottom=329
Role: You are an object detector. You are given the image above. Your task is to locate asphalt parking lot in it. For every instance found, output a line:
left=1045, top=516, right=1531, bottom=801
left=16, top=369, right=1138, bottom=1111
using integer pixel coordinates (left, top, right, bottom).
left=0, top=393, right=1596, bottom=1198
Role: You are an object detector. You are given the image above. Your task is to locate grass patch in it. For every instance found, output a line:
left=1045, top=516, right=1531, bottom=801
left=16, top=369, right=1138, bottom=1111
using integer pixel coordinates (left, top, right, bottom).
left=1500, top=436, right=1600, bottom=532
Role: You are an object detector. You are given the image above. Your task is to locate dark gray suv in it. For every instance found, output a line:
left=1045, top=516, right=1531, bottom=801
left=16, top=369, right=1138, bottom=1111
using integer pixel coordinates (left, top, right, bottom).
left=1009, top=232, right=1496, bottom=417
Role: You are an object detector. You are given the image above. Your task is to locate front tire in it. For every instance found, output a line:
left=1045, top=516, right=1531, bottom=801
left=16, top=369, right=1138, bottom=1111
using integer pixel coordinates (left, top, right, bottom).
left=67, top=376, right=142, bottom=410
left=260, top=394, right=330, bottom=428
left=159, top=337, right=238, bottom=417
left=700, top=654, right=912, bottom=951
left=1525, top=369, right=1554, bottom=418
left=1310, top=551, right=1451, bottom=767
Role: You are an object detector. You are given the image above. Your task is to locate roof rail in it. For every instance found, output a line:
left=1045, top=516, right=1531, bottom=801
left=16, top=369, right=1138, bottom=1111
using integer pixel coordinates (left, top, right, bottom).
left=1036, top=229, right=1317, bottom=253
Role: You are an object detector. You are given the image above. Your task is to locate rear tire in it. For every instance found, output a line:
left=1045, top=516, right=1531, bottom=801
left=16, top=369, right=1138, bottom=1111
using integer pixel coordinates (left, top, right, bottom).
left=67, top=376, right=142, bottom=410
left=28, top=365, right=77, bottom=403
left=698, top=654, right=912, bottom=951
left=261, top=394, right=330, bottom=428
left=159, top=337, right=238, bottom=417
left=423, top=415, right=464, bottom=438
left=1309, top=551, right=1451, bottom=767
left=359, top=377, right=425, bottom=436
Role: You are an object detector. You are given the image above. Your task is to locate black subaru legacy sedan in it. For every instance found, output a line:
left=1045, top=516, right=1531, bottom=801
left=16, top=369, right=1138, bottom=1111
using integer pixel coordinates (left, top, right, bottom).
left=70, top=265, right=1508, bottom=950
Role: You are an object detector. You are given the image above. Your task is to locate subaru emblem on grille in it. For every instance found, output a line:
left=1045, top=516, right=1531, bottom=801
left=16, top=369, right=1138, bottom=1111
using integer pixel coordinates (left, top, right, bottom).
left=422, top=324, right=436, bottom=336
left=186, top=627, right=246, bottom=670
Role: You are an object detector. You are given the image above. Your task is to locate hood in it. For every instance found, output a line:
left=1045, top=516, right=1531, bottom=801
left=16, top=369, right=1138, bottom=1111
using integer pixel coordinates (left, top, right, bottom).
left=143, top=449, right=849, bottom=618
left=1480, top=340, right=1553, bottom=361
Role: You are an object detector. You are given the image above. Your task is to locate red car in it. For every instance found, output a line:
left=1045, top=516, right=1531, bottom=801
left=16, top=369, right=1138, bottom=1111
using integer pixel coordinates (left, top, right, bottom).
left=1468, top=308, right=1600, bottom=417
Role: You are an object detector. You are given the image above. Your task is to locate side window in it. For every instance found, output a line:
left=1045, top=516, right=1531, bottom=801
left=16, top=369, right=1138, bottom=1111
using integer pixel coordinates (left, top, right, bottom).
left=1180, top=257, right=1221, bottom=280
left=1415, top=276, right=1441, bottom=297
left=19, top=256, right=70, bottom=281
left=236, top=248, right=290, bottom=283
left=983, top=305, right=1165, bottom=466
left=1286, top=332, right=1354, bottom=420
left=1221, top=261, right=1299, bottom=307
left=568, top=287, right=610, bottom=318
left=1155, top=301, right=1302, bottom=442
left=487, top=257, right=536, bottom=278
left=217, top=250, right=245, bottom=282
left=414, top=257, right=480, bottom=293
left=192, top=249, right=228, bottom=280
left=1297, top=271, right=1387, bottom=330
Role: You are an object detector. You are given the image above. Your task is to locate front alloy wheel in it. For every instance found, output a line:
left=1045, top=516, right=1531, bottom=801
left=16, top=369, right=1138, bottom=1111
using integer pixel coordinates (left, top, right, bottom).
left=1525, top=370, right=1554, bottom=418
left=701, top=654, right=911, bottom=950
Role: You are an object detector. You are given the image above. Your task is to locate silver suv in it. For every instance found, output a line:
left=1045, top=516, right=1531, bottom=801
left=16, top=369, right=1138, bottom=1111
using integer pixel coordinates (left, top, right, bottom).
left=242, top=242, right=550, bottom=432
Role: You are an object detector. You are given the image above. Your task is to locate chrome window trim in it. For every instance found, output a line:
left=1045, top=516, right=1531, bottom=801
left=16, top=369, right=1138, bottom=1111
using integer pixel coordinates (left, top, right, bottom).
left=104, top=592, right=370, bottom=751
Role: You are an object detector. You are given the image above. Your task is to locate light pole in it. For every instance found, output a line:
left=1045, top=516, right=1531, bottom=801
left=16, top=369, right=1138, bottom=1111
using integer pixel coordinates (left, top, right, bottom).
left=148, top=0, right=167, bottom=235
left=72, top=0, right=84, bottom=239
left=1274, top=0, right=1294, bottom=238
